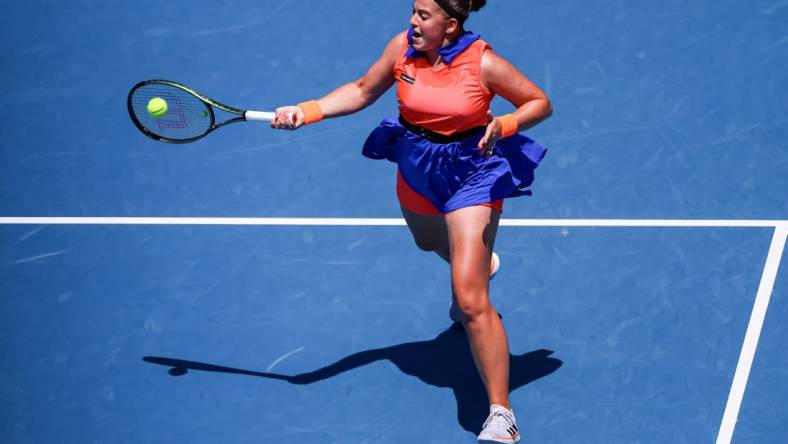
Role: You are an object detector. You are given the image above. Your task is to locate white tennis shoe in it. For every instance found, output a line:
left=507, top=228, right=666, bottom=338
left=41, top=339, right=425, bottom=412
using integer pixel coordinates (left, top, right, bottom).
left=449, top=252, right=500, bottom=322
left=477, top=404, right=520, bottom=443
left=489, top=251, right=500, bottom=280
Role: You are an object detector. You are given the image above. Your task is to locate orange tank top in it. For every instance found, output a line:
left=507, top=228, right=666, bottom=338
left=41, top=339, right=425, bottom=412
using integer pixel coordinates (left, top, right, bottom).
left=394, top=33, right=494, bottom=136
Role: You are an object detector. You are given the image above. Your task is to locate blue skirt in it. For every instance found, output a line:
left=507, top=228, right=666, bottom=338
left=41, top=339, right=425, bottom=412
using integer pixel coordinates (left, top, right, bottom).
left=362, top=117, right=547, bottom=214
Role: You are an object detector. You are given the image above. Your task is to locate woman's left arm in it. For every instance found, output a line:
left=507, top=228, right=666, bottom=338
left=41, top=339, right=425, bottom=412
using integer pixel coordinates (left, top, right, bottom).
left=477, top=49, right=553, bottom=153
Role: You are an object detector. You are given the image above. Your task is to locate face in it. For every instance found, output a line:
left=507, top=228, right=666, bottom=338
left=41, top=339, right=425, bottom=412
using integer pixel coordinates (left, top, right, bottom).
left=409, top=0, right=458, bottom=52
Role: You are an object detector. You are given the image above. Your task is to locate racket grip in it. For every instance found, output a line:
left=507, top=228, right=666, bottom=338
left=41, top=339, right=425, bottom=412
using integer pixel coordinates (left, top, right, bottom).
left=244, top=111, right=276, bottom=121
left=245, top=111, right=296, bottom=124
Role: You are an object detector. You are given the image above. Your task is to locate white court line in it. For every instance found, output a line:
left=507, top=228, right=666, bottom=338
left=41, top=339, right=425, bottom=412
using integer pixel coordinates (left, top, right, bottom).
left=2, top=215, right=787, bottom=441
left=716, top=225, right=788, bottom=444
left=0, top=217, right=786, bottom=228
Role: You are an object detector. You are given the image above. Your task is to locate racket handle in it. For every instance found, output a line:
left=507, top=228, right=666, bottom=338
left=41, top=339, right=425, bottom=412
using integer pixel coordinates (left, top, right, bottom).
left=245, top=111, right=296, bottom=124
left=244, top=111, right=276, bottom=121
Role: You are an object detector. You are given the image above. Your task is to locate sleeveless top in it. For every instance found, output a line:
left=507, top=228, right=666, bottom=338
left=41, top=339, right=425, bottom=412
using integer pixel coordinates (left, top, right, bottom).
left=361, top=30, right=548, bottom=213
left=393, top=29, right=494, bottom=136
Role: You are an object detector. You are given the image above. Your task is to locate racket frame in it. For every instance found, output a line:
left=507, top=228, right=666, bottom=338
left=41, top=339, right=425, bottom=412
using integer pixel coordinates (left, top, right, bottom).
left=127, top=79, right=275, bottom=144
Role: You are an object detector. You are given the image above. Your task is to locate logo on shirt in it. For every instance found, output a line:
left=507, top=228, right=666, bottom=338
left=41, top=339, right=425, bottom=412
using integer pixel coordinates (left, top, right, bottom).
left=400, top=73, right=416, bottom=85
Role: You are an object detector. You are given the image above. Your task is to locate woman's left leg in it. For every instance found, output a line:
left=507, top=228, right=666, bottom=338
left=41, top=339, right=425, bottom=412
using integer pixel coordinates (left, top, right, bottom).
left=444, top=205, right=510, bottom=408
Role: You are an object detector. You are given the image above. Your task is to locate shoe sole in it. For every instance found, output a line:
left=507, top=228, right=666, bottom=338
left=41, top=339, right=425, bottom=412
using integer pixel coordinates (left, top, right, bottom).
left=478, top=433, right=520, bottom=443
left=478, top=438, right=520, bottom=443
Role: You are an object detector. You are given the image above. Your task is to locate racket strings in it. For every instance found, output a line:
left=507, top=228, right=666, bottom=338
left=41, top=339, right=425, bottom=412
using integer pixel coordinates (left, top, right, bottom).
left=130, top=84, right=212, bottom=141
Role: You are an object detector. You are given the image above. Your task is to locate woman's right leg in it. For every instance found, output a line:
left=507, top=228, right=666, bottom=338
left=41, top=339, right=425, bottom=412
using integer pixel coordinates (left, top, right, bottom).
left=397, top=169, right=451, bottom=261
left=401, top=205, right=451, bottom=264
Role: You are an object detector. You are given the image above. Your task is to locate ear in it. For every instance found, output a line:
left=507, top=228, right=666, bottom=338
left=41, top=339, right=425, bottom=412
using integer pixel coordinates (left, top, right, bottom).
left=445, top=17, right=460, bottom=35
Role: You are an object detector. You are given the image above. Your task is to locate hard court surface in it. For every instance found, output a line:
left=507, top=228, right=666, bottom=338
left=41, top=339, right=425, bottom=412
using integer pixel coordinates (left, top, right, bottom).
left=1, top=1, right=786, bottom=442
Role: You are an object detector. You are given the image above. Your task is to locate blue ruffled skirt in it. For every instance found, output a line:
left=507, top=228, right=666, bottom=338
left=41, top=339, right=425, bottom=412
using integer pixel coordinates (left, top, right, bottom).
left=362, top=117, right=547, bottom=213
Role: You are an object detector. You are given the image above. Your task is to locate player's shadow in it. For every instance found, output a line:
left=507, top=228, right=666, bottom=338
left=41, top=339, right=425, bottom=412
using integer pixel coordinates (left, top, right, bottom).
left=143, top=322, right=562, bottom=434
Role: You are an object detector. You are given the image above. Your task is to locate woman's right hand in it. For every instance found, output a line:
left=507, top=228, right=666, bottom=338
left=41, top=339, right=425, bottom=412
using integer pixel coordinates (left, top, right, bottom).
left=270, top=105, right=305, bottom=130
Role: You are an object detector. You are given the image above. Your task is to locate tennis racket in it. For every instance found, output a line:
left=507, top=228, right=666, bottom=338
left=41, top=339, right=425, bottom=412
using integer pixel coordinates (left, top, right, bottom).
left=127, top=79, right=290, bottom=143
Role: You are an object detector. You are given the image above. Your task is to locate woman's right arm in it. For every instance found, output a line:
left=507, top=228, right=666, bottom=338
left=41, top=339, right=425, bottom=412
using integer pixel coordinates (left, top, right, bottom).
left=272, top=32, right=405, bottom=129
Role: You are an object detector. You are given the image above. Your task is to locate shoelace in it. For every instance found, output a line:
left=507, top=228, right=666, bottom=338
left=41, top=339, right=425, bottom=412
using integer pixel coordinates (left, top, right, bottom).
left=482, top=411, right=515, bottom=430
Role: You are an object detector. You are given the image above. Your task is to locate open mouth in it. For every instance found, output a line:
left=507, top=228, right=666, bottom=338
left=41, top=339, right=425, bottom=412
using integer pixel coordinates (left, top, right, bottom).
left=412, top=30, right=422, bottom=39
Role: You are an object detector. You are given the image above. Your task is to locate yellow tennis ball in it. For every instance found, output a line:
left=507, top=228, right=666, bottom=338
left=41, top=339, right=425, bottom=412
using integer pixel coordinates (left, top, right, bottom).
left=147, top=97, right=168, bottom=118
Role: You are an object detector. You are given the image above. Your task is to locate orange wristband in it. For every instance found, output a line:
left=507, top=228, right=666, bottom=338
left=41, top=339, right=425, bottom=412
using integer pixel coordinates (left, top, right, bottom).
left=297, top=100, right=324, bottom=125
left=497, top=114, right=518, bottom=138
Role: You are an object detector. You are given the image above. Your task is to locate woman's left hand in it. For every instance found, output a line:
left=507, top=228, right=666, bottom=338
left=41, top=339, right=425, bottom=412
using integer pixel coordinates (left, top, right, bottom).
left=478, top=110, right=500, bottom=158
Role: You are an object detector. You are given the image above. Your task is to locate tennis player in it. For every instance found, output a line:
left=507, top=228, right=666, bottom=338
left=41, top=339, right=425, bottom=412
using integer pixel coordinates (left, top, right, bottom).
left=272, top=1, right=551, bottom=441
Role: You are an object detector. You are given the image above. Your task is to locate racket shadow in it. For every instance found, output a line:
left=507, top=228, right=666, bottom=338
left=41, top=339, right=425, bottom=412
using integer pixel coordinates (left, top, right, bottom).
left=143, top=322, right=562, bottom=434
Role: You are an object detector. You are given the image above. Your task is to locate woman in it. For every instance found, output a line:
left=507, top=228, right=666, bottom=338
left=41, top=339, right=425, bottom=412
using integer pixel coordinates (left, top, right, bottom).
left=272, top=0, right=552, bottom=441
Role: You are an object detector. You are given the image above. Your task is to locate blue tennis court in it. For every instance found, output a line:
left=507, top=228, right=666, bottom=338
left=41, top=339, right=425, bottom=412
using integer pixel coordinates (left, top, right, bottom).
left=1, top=1, right=786, bottom=443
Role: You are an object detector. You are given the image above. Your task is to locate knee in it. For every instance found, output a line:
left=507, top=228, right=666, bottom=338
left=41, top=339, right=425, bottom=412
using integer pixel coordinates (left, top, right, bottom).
left=453, top=283, right=492, bottom=320
left=454, top=297, right=492, bottom=320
